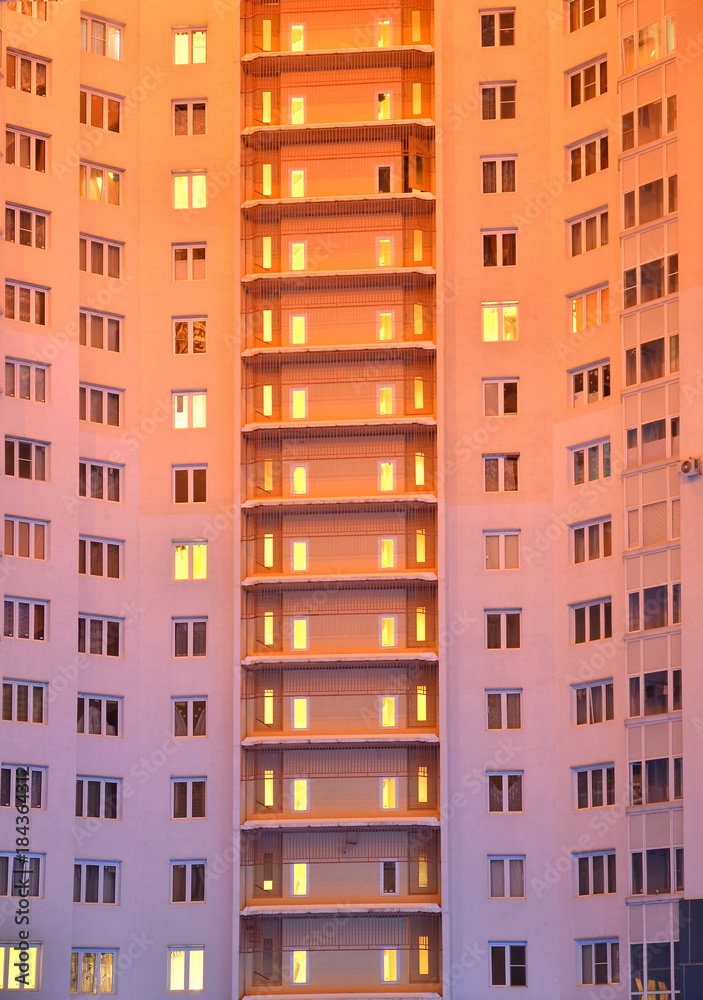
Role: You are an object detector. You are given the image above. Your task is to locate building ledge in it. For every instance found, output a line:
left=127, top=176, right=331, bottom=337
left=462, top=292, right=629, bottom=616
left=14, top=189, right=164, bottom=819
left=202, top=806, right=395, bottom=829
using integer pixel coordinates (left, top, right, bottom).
left=242, top=119, right=435, bottom=137
left=242, top=417, right=436, bottom=433
left=242, top=44, right=435, bottom=63
left=242, top=652, right=438, bottom=665
left=242, top=266, right=436, bottom=283
left=242, top=343, right=437, bottom=358
left=241, top=817, right=440, bottom=830
left=241, top=495, right=437, bottom=509
left=241, top=572, right=437, bottom=586
left=243, top=192, right=435, bottom=210
left=241, top=903, right=441, bottom=915
left=242, top=734, right=439, bottom=747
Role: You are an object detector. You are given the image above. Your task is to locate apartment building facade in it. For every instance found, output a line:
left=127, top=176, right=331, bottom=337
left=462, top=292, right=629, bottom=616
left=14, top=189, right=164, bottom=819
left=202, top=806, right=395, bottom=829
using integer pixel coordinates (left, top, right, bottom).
left=0, top=0, right=701, bottom=996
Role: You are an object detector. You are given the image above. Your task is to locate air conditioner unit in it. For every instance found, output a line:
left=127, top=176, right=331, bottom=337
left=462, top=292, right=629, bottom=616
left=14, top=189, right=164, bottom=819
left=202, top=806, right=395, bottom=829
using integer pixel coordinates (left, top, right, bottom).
left=679, top=457, right=701, bottom=477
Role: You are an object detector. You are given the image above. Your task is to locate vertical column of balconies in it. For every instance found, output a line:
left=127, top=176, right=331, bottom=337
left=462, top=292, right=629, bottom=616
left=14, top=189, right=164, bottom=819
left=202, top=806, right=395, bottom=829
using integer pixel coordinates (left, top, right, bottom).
left=617, top=3, right=682, bottom=995
left=238, top=2, right=440, bottom=995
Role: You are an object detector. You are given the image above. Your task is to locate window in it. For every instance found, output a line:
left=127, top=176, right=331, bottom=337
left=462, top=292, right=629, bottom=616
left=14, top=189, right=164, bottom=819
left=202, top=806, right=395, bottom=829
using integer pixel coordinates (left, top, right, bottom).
left=291, top=388, right=307, bottom=419
left=2, top=681, right=45, bottom=723
left=291, top=697, right=308, bottom=730
left=486, top=610, right=520, bottom=649
left=290, top=315, right=307, bottom=345
left=490, top=944, right=526, bottom=986
left=173, top=100, right=206, bottom=136
left=291, top=97, right=306, bottom=124
left=79, top=312, right=121, bottom=353
left=173, top=541, right=208, bottom=581
left=291, top=949, right=308, bottom=985
left=377, top=165, right=391, bottom=194
left=484, top=454, right=519, bottom=492
left=1, top=765, right=45, bottom=809
left=484, top=531, right=519, bottom=570
left=570, top=361, right=610, bottom=406
left=5, top=438, right=47, bottom=481
left=5, top=0, right=48, bottom=17
left=78, top=537, right=122, bottom=578
left=569, top=0, right=606, bottom=31
left=572, top=599, right=612, bottom=643
left=70, top=948, right=117, bottom=993
left=4, top=205, right=47, bottom=249
left=629, top=669, right=681, bottom=718
left=3, top=599, right=46, bottom=641
left=171, top=861, right=205, bottom=903
left=575, top=765, right=615, bottom=808
left=79, top=237, right=121, bottom=277
left=4, top=282, right=47, bottom=325
left=631, top=847, right=683, bottom=895
left=569, top=59, right=607, bottom=106
left=173, top=618, right=207, bottom=658
left=622, top=18, right=675, bottom=72
left=626, top=335, right=679, bottom=387
left=81, top=14, right=122, bottom=59
left=174, top=28, right=206, bottom=64
left=481, top=84, right=516, bottom=119
left=623, top=255, right=678, bottom=308
left=622, top=97, right=677, bottom=151
left=4, top=360, right=47, bottom=403
left=79, top=384, right=122, bottom=426
left=482, top=157, right=516, bottom=193
left=291, top=464, right=308, bottom=494
left=483, top=379, right=518, bottom=416
left=73, top=862, right=119, bottom=904
left=291, top=618, right=308, bottom=650
left=569, top=284, right=609, bottom=333
left=75, top=778, right=120, bottom=820
left=4, top=517, right=46, bottom=562
left=482, top=302, right=518, bottom=341
left=571, top=440, right=610, bottom=484
left=380, top=615, right=397, bottom=648
left=628, top=584, right=680, bottom=632
left=173, top=391, right=206, bottom=428
left=5, top=126, right=46, bottom=172
left=79, top=461, right=122, bottom=502
left=481, top=11, right=515, bottom=46
left=5, top=51, right=47, bottom=96
left=79, top=163, right=121, bottom=205
left=377, top=92, right=391, bottom=120
left=574, top=680, right=613, bottom=724
left=569, top=134, right=608, bottom=181
left=173, top=698, right=207, bottom=738
left=572, top=518, right=611, bottom=563
left=0, top=943, right=40, bottom=990
left=174, top=318, right=207, bottom=355
left=172, top=465, right=207, bottom=504
left=488, top=772, right=523, bottom=812
left=173, top=246, right=206, bottom=281
left=172, top=779, right=206, bottom=819
left=575, top=851, right=615, bottom=895
left=382, top=949, right=399, bottom=983
left=487, top=691, right=521, bottom=729
left=378, top=460, right=395, bottom=493
left=570, top=210, right=608, bottom=255
left=291, top=24, right=305, bottom=50
left=489, top=857, right=525, bottom=898
left=623, top=177, right=677, bottom=229
left=381, top=777, right=397, bottom=810
left=80, top=89, right=121, bottom=132
left=579, top=940, right=619, bottom=985
left=482, top=230, right=516, bottom=266
left=380, top=695, right=398, bottom=728
left=169, top=947, right=205, bottom=991
left=291, top=778, right=309, bottom=812
left=76, top=695, right=121, bottom=737
left=630, top=756, right=682, bottom=806
left=78, top=615, right=122, bottom=657
left=173, top=172, right=207, bottom=210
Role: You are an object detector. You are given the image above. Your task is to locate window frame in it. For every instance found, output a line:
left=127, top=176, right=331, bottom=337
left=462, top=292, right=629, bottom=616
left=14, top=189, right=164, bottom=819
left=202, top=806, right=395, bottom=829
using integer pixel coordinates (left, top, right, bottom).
left=568, top=57, right=607, bottom=107
left=568, top=132, right=609, bottom=181
left=4, top=204, right=48, bottom=250
left=78, top=536, right=123, bottom=579
left=4, top=359, right=48, bottom=402
left=173, top=171, right=207, bottom=210
left=574, top=764, right=615, bottom=808
left=482, top=229, right=517, bottom=267
left=480, top=82, right=516, bottom=120
left=483, top=453, right=519, bottom=492
left=571, top=517, right=612, bottom=563
left=79, top=311, right=122, bottom=353
left=486, top=689, right=522, bottom=730
left=172, top=697, right=207, bottom=738
left=173, top=99, right=207, bottom=137
left=487, top=771, right=523, bottom=812
left=4, top=281, right=48, bottom=325
left=573, top=679, right=614, bottom=725
left=489, top=943, right=527, bottom=987
left=171, top=778, right=207, bottom=820
left=481, top=302, right=518, bottom=342
left=173, top=465, right=207, bottom=504
left=75, top=776, right=121, bottom=820
left=79, top=383, right=122, bottom=427
left=168, top=946, right=205, bottom=991
left=0, top=942, right=41, bottom=990
left=3, top=516, right=47, bottom=561
left=79, top=460, right=122, bottom=502
left=488, top=855, right=525, bottom=898
left=173, top=27, right=207, bottom=64
left=77, top=614, right=123, bottom=657
left=578, top=938, right=620, bottom=986
left=79, top=161, right=122, bottom=205
left=173, top=540, right=208, bottom=581
left=3, top=598, right=47, bottom=641
left=80, top=87, right=122, bottom=132
left=76, top=693, right=122, bottom=737
left=80, top=14, right=123, bottom=60
left=572, top=598, right=613, bottom=643
left=79, top=236, right=122, bottom=277
left=0, top=765, right=46, bottom=809
left=1, top=681, right=46, bottom=723
left=173, top=246, right=207, bottom=281
left=173, top=618, right=208, bottom=658
left=480, top=10, right=516, bottom=47
left=73, top=860, right=120, bottom=905
left=5, top=125, right=47, bottom=172
left=172, top=390, right=207, bottom=428
left=574, top=850, right=616, bottom=896
left=570, top=439, right=611, bottom=485
left=170, top=860, right=206, bottom=903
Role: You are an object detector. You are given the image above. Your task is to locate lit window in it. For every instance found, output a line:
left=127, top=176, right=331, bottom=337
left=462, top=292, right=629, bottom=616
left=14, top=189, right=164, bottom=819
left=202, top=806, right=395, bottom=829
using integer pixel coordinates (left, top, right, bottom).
left=173, top=317, right=206, bottom=355
left=412, top=83, right=422, bottom=115
left=78, top=163, right=121, bottom=205
left=379, top=461, right=395, bottom=492
left=292, top=618, right=308, bottom=650
left=291, top=97, right=305, bottom=124
left=416, top=607, right=426, bottom=641
left=412, top=10, right=421, bottom=40
left=418, top=936, right=429, bottom=976
left=262, top=163, right=272, bottom=195
left=292, top=465, right=307, bottom=494
left=381, top=696, right=397, bottom=728
left=416, top=684, right=427, bottom=721
left=263, top=310, right=273, bottom=342
left=291, top=170, right=305, bottom=197
left=414, top=303, right=424, bottom=336
left=173, top=172, right=207, bottom=209
left=382, top=948, right=399, bottom=982
left=414, top=377, right=424, bottom=409
left=291, top=25, right=305, bottom=50
left=482, top=302, right=518, bottom=341
left=264, top=612, right=274, bottom=646
left=381, top=777, right=397, bottom=810
left=291, top=389, right=307, bottom=419
left=262, top=92, right=272, bottom=123
left=379, top=386, right=394, bottom=415
left=418, top=765, right=428, bottom=802
left=291, top=315, right=306, bottom=344
left=379, top=312, right=393, bottom=341
left=292, top=541, right=307, bottom=571
left=292, top=862, right=308, bottom=895
left=173, top=541, right=208, bottom=581
left=377, top=18, right=391, bottom=46
left=377, top=92, right=391, bottom=120
left=173, top=391, right=207, bottom=428
left=291, top=242, right=306, bottom=270
left=292, top=778, right=308, bottom=811
left=380, top=616, right=396, bottom=647
left=262, top=236, right=272, bottom=269
left=416, top=529, right=426, bottom=563
left=378, top=239, right=392, bottom=266
left=415, top=453, right=425, bottom=486
left=70, top=948, right=115, bottom=993
left=168, top=946, right=204, bottom=991
left=292, top=950, right=308, bottom=984
left=173, top=28, right=206, bottom=64
left=380, top=538, right=395, bottom=568
left=262, top=384, right=273, bottom=417
left=263, top=534, right=274, bottom=568
left=292, top=698, right=308, bottom=730
left=263, top=690, right=274, bottom=725
left=263, top=768, right=274, bottom=805
left=264, top=460, right=273, bottom=490
left=262, top=20, right=272, bottom=51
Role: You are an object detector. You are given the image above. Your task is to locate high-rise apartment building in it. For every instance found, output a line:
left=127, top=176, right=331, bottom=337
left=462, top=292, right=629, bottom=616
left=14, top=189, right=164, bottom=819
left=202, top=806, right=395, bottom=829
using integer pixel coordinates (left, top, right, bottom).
left=1, top=0, right=701, bottom=995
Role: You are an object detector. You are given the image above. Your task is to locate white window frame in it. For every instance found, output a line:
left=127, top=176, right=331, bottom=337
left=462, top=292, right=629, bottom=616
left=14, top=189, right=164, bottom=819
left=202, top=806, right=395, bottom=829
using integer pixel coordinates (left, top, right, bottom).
left=75, top=777, right=121, bottom=820
left=568, top=209, right=608, bottom=256
left=574, top=851, right=616, bottom=896
left=173, top=540, right=208, bottom=581
left=77, top=614, right=123, bottom=657
left=73, top=860, right=120, bottom=904
left=79, top=460, right=122, bottom=502
left=168, top=946, right=205, bottom=991
left=481, top=156, right=517, bottom=194
left=0, top=943, right=41, bottom=990
left=489, top=942, right=527, bottom=986
left=80, top=87, right=122, bottom=132
left=568, top=58, right=607, bottom=107
left=572, top=598, right=612, bottom=643
left=487, top=772, right=523, bottom=812
left=290, top=539, right=308, bottom=572
left=173, top=99, right=207, bottom=137
left=5, top=125, right=46, bottom=172
left=483, top=378, right=518, bottom=416
left=480, top=82, right=516, bottom=120
left=568, top=283, right=609, bottom=333
left=488, top=855, right=525, bottom=898
left=291, top=778, right=309, bottom=812
left=291, top=696, right=309, bottom=730
left=486, top=689, right=522, bottom=730
left=173, top=465, right=207, bottom=505
left=378, top=536, right=397, bottom=570
left=173, top=27, right=207, bottom=64
left=4, top=204, right=47, bottom=249
left=4, top=281, right=47, bottom=325
left=574, top=764, right=615, bottom=808
left=4, top=359, right=48, bottom=402
left=79, top=383, right=122, bottom=426
left=79, top=161, right=122, bottom=205
left=80, top=14, right=123, bottom=59
left=481, top=301, right=518, bottom=342
left=170, top=860, right=206, bottom=903
left=172, top=390, right=207, bottom=428
left=485, top=609, right=521, bottom=649
left=379, top=859, right=399, bottom=895
left=173, top=246, right=206, bottom=281
left=5, top=1, right=47, bottom=18
left=173, top=317, right=207, bottom=355
left=573, top=680, right=613, bottom=725
left=5, top=437, right=47, bottom=481
left=480, top=10, right=516, bottom=47
left=171, top=697, right=207, bottom=739
left=482, top=229, right=517, bottom=267
left=483, top=453, right=519, bottom=492
left=569, top=0, right=606, bottom=32
left=569, top=359, right=610, bottom=405
left=291, top=949, right=309, bottom=985
left=578, top=939, right=620, bottom=986
left=79, top=311, right=122, bottom=353
left=379, top=614, right=398, bottom=648
left=568, top=132, right=609, bottom=182
left=171, top=778, right=206, bottom=820
left=173, top=171, right=207, bottom=210
left=484, top=530, right=520, bottom=570
left=3, top=598, right=47, bottom=641
left=0, top=764, right=46, bottom=809
left=70, top=947, right=117, bottom=993
left=76, top=693, right=122, bottom=736
left=570, top=439, right=611, bottom=485
left=571, top=517, right=612, bottom=563
left=3, top=516, right=47, bottom=560
left=173, top=618, right=208, bottom=658
left=80, top=235, right=122, bottom=277
left=78, top=536, right=123, bottom=579
left=1, top=681, right=46, bottom=723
